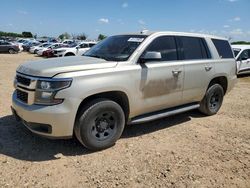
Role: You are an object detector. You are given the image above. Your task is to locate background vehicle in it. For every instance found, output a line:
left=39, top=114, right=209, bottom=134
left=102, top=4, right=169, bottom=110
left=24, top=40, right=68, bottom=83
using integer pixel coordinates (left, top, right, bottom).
left=53, top=41, right=97, bottom=57
left=232, top=45, right=250, bottom=75
left=12, top=31, right=236, bottom=151
left=42, top=44, right=69, bottom=58
left=29, top=43, right=51, bottom=54
left=23, top=41, right=41, bottom=51
left=62, top=40, right=75, bottom=45
left=36, top=43, right=64, bottom=56
left=0, top=41, right=19, bottom=53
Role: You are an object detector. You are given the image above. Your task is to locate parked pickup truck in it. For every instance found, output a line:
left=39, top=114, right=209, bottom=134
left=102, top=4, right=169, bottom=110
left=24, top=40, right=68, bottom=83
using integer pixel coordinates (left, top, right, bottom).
left=12, top=31, right=237, bottom=151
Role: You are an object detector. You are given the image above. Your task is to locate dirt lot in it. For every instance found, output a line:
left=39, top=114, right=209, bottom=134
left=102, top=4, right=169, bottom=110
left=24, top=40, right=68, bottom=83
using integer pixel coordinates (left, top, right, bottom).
left=0, top=53, right=249, bottom=188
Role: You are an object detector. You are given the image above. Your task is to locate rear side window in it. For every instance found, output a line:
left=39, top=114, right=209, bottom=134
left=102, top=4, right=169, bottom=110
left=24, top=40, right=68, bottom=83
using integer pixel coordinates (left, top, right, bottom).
left=145, top=36, right=178, bottom=61
left=178, top=36, right=210, bottom=60
left=212, top=39, right=234, bottom=58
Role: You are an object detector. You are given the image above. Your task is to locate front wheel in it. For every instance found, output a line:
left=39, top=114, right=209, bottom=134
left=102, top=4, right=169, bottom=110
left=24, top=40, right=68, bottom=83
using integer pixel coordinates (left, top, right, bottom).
left=74, top=99, right=125, bottom=151
left=8, top=48, right=16, bottom=54
left=199, top=84, right=224, bottom=116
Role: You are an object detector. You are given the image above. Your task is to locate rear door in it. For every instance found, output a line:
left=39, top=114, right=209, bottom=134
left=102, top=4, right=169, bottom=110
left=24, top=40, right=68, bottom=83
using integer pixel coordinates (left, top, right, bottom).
left=178, top=36, right=215, bottom=103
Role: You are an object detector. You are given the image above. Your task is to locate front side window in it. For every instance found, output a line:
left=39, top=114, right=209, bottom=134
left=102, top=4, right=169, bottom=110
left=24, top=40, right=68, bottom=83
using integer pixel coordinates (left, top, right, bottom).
left=178, top=36, right=210, bottom=60
left=79, top=43, right=89, bottom=48
left=233, top=48, right=241, bottom=57
left=144, top=36, right=178, bottom=61
left=212, top=39, right=234, bottom=58
left=84, top=35, right=147, bottom=61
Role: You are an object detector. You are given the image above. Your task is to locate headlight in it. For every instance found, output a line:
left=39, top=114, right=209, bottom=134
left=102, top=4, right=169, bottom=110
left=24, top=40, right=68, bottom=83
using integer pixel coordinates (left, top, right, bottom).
left=35, top=78, right=72, bottom=105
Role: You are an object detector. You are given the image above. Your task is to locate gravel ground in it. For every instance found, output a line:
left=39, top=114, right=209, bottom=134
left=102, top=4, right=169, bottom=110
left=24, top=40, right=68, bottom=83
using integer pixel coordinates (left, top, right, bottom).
left=0, top=53, right=250, bottom=188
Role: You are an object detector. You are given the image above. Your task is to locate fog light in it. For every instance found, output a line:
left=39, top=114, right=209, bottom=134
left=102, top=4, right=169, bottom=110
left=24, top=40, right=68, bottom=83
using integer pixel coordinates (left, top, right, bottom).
left=41, top=91, right=53, bottom=99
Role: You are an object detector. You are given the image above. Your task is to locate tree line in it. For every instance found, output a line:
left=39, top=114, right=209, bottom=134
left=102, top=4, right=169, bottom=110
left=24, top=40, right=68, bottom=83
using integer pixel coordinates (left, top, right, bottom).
left=0, top=31, right=33, bottom=38
left=58, top=32, right=107, bottom=41
left=0, top=31, right=107, bottom=41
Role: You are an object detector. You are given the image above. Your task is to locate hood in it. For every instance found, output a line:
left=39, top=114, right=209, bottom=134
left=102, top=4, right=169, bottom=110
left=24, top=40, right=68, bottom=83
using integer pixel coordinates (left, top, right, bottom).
left=17, top=56, right=117, bottom=77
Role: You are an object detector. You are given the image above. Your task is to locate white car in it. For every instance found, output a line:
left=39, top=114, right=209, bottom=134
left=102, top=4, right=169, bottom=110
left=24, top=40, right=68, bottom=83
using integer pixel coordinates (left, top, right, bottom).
left=232, top=45, right=250, bottom=75
left=29, top=43, right=51, bottom=54
left=53, top=41, right=97, bottom=57
left=36, top=43, right=63, bottom=56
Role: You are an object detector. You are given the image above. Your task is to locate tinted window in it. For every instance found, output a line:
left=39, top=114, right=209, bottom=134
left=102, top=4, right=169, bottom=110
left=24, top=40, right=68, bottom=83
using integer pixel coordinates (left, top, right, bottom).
left=145, top=36, right=177, bottom=61
left=239, top=50, right=250, bottom=60
left=89, top=43, right=96, bottom=47
left=178, top=36, right=210, bottom=60
left=212, top=39, right=234, bottom=58
left=79, top=43, right=89, bottom=48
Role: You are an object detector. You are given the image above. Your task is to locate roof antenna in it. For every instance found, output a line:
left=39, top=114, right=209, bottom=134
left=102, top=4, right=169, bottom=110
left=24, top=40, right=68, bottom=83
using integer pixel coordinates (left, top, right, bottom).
left=140, top=29, right=149, bottom=34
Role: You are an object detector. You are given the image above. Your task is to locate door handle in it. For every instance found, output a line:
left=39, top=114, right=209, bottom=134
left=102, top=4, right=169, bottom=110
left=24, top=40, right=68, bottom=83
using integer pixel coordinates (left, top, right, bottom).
left=172, top=70, right=182, bottom=77
left=205, top=66, right=212, bottom=71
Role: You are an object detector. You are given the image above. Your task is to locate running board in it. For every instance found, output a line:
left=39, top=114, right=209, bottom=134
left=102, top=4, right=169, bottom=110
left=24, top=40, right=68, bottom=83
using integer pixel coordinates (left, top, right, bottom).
left=129, top=103, right=200, bottom=124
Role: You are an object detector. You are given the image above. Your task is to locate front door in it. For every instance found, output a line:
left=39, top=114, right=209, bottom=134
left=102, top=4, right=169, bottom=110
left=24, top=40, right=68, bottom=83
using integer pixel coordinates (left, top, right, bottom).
left=138, top=36, right=184, bottom=113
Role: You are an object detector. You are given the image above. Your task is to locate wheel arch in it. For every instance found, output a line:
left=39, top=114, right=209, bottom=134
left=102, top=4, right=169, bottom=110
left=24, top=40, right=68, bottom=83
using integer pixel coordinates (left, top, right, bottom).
left=208, top=76, right=228, bottom=94
left=64, top=52, right=75, bottom=56
left=75, top=91, right=130, bottom=123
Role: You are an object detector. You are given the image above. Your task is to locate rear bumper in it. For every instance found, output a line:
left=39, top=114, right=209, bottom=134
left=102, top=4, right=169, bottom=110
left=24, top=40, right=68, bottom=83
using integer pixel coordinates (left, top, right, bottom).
left=12, top=91, right=80, bottom=138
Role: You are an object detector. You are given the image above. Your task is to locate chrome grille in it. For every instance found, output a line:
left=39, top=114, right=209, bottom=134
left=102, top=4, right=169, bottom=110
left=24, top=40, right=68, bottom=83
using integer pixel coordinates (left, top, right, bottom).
left=16, top=75, right=31, bottom=86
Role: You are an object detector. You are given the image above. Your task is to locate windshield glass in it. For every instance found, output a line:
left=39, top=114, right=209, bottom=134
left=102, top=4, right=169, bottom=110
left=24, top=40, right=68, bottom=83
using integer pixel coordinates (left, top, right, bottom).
left=41, top=43, right=51, bottom=47
left=233, top=48, right=241, bottom=57
left=84, top=35, right=147, bottom=61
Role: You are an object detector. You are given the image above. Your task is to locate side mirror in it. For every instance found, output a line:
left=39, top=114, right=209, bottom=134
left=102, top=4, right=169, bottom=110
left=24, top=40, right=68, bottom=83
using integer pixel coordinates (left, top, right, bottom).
left=140, top=51, right=161, bottom=62
left=76, top=46, right=79, bottom=50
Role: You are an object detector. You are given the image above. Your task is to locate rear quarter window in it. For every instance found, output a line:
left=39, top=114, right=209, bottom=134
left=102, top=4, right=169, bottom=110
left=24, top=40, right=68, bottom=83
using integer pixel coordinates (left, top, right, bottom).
left=212, top=39, right=234, bottom=58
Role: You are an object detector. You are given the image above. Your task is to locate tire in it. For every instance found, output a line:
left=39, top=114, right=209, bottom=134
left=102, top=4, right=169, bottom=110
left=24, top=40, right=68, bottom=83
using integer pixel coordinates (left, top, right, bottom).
left=65, top=53, right=75, bottom=56
left=8, top=48, right=16, bottom=54
left=74, top=99, right=125, bottom=151
left=34, top=49, right=38, bottom=54
left=199, top=84, right=224, bottom=116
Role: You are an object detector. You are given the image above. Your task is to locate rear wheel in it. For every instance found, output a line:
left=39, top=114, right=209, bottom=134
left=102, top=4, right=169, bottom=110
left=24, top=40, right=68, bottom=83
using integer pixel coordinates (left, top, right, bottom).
left=74, top=99, right=125, bottom=151
left=199, top=84, right=224, bottom=116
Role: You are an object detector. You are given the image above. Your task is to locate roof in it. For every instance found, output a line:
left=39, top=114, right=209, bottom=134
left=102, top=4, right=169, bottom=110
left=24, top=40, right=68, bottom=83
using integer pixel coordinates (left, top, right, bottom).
left=120, top=31, right=228, bottom=40
left=231, top=45, right=250, bottom=50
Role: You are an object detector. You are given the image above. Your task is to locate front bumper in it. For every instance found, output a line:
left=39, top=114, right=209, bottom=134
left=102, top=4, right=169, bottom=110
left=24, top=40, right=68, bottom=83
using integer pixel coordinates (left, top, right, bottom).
left=12, top=91, right=79, bottom=138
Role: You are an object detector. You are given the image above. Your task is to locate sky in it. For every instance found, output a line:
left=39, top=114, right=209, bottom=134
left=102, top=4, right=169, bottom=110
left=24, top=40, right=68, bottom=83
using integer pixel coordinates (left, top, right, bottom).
left=0, top=0, right=249, bottom=41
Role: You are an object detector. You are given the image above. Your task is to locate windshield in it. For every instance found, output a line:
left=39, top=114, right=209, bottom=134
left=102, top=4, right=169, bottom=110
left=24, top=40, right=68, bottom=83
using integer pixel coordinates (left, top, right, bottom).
left=40, top=43, right=51, bottom=47
left=84, top=35, right=147, bottom=61
left=233, top=48, right=241, bottom=57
